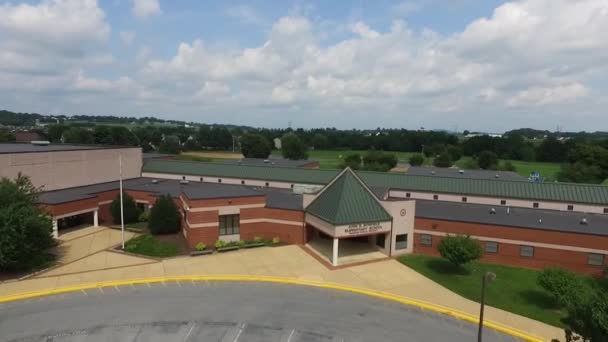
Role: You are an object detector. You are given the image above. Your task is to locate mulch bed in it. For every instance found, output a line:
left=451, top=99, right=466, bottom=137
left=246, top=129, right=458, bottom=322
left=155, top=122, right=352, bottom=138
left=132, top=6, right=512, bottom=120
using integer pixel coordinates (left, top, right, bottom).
left=143, top=232, right=191, bottom=256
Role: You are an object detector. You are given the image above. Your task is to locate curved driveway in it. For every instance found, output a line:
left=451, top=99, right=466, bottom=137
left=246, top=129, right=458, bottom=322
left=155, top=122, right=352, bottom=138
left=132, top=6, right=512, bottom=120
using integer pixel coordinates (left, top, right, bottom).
left=0, top=281, right=521, bottom=342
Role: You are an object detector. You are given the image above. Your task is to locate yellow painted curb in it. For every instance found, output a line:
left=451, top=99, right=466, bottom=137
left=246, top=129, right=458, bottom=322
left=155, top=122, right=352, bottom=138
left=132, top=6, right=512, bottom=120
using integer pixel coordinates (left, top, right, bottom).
left=0, top=275, right=543, bottom=342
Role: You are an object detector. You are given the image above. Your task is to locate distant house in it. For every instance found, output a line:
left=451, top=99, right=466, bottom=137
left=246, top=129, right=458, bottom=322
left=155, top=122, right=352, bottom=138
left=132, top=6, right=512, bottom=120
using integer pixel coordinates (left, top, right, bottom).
left=15, top=131, right=43, bottom=143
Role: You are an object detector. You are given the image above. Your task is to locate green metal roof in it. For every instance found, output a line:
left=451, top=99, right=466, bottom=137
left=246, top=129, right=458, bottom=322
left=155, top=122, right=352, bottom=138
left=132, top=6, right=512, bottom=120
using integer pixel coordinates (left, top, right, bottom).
left=306, top=168, right=392, bottom=225
left=142, top=160, right=608, bottom=205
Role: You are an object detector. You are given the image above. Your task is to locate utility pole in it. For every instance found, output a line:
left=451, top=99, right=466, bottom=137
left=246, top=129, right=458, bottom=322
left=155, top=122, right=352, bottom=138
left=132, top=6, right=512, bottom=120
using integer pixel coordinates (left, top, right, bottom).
left=478, top=271, right=496, bottom=342
left=119, top=153, right=125, bottom=249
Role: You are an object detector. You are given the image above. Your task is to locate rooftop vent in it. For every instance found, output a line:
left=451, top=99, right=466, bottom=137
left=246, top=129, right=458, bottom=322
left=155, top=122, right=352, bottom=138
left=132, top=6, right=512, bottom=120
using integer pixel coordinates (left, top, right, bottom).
left=580, top=218, right=588, bottom=225
left=459, top=169, right=464, bottom=174
left=151, top=179, right=159, bottom=184
left=271, top=162, right=276, bottom=165
left=263, top=159, right=270, bottom=163
left=489, top=208, right=496, bottom=215
left=431, top=171, right=436, bottom=175
left=180, top=180, right=189, bottom=185
left=506, top=207, right=510, bottom=215
left=31, top=140, right=50, bottom=146
left=538, top=218, right=542, bottom=224
left=495, top=174, right=500, bottom=178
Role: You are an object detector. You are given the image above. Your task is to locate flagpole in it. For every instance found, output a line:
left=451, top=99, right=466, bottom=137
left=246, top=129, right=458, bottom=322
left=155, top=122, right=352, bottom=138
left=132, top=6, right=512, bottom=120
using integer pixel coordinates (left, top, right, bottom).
left=119, top=153, right=125, bottom=249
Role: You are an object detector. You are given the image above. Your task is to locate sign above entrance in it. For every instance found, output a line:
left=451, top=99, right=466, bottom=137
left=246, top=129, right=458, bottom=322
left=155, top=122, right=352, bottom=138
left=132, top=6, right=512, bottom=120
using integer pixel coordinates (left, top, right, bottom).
left=336, top=221, right=391, bottom=237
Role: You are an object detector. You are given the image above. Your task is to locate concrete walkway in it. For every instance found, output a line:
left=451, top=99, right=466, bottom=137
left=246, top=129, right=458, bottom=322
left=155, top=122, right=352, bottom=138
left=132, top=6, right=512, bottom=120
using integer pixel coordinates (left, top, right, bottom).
left=53, top=226, right=138, bottom=264
left=0, top=243, right=562, bottom=341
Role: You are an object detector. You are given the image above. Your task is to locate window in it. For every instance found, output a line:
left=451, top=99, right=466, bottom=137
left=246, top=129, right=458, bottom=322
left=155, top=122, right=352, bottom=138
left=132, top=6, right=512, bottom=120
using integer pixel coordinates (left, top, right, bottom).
left=588, top=254, right=604, bottom=266
left=219, top=214, right=240, bottom=236
left=290, top=184, right=294, bottom=189
left=182, top=176, right=186, bottom=180
left=461, top=197, right=467, bottom=203
left=520, top=245, right=534, bottom=257
left=533, top=202, right=539, bottom=208
left=396, top=234, right=408, bottom=250
left=567, top=205, right=574, bottom=211
left=485, top=242, right=499, bottom=254
left=604, top=208, right=608, bottom=214
left=241, top=180, right=245, bottom=185
left=199, top=177, right=203, bottom=182
left=406, top=193, right=411, bottom=198
left=265, top=182, right=269, bottom=187
left=218, top=179, right=222, bottom=183
left=500, top=200, right=507, bottom=205
left=433, top=195, right=439, bottom=200
left=420, top=234, right=432, bottom=246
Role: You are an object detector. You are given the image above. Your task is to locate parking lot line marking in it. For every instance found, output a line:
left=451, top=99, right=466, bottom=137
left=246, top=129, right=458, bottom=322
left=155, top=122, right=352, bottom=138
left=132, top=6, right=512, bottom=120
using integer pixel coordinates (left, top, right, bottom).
left=0, top=275, right=544, bottom=342
left=233, top=323, right=245, bottom=342
left=287, top=329, right=295, bottom=342
left=183, top=324, right=195, bottom=341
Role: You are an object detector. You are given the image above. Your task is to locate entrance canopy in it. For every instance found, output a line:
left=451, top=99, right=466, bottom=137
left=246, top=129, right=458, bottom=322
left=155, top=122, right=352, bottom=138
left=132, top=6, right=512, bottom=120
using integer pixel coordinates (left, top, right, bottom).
left=305, top=168, right=392, bottom=238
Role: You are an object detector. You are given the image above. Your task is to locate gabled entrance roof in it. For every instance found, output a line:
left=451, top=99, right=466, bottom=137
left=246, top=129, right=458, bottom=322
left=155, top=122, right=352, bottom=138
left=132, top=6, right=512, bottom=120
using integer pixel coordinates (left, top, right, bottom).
left=306, top=168, right=392, bottom=225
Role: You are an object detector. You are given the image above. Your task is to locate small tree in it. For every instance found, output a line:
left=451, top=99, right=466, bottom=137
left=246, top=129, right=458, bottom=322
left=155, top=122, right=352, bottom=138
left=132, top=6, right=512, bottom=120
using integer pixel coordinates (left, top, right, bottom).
left=438, top=235, right=482, bottom=267
left=281, top=133, right=308, bottom=160
left=433, top=152, right=453, bottom=168
left=159, top=135, right=181, bottom=154
left=0, top=174, right=54, bottom=271
left=341, top=153, right=361, bottom=169
left=240, top=133, right=271, bottom=158
left=478, top=150, right=498, bottom=169
left=311, top=133, right=328, bottom=150
left=409, top=154, right=425, bottom=166
left=538, top=267, right=588, bottom=308
left=110, top=192, right=140, bottom=224
left=148, top=194, right=181, bottom=235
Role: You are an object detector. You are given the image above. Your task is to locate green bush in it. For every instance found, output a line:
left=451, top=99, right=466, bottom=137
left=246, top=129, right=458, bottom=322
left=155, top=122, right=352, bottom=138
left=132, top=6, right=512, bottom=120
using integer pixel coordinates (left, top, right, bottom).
left=409, top=154, right=425, bottom=166
left=438, top=235, right=482, bottom=267
left=110, top=192, right=140, bottom=224
left=272, top=237, right=280, bottom=245
left=240, top=133, right=271, bottom=158
left=124, top=234, right=178, bottom=257
left=253, top=236, right=263, bottom=243
left=215, top=240, right=226, bottom=249
left=238, top=240, right=246, bottom=247
left=195, top=242, right=206, bottom=251
left=138, top=211, right=149, bottom=222
left=433, top=152, right=453, bottom=168
left=0, top=175, right=55, bottom=271
left=537, top=267, right=589, bottom=308
left=478, top=150, right=498, bottom=169
left=148, top=194, right=181, bottom=235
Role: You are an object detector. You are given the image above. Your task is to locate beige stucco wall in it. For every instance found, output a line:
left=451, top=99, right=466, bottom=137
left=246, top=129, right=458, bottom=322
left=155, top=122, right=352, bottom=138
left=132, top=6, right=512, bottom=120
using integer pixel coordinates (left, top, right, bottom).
left=381, top=199, right=416, bottom=256
left=0, top=147, right=142, bottom=191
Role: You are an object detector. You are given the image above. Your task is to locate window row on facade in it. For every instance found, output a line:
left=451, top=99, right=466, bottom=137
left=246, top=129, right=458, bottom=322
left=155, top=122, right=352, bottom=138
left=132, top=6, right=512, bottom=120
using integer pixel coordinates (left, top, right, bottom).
left=418, top=234, right=605, bottom=266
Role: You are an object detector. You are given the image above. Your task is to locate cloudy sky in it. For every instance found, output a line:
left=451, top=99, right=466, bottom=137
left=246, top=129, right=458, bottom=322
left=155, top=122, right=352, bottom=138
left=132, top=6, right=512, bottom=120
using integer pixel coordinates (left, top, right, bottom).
left=1, top=0, right=607, bottom=131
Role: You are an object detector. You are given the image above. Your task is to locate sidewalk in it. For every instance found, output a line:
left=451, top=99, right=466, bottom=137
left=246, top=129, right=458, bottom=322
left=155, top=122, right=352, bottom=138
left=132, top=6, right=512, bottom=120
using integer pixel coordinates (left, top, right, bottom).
left=0, top=244, right=562, bottom=341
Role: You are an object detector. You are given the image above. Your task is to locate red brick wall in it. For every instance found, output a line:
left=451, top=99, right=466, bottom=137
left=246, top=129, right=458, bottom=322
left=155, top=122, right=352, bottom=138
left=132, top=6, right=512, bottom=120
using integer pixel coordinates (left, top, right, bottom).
left=414, top=218, right=608, bottom=275
left=184, top=224, right=219, bottom=249
left=240, top=222, right=304, bottom=244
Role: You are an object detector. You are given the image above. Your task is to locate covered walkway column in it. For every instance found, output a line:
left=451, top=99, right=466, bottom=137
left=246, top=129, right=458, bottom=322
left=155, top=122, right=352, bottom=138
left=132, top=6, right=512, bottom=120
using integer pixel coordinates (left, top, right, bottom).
left=52, top=219, right=59, bottom=239
left=332, top=238, right=339, bottom=266
left=93, top=209, right=99, bottom=227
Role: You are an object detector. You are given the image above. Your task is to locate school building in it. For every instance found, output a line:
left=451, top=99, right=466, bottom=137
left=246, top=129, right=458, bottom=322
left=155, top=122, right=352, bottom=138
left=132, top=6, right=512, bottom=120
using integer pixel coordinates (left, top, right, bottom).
left=35, top=156, right=608, bottom=274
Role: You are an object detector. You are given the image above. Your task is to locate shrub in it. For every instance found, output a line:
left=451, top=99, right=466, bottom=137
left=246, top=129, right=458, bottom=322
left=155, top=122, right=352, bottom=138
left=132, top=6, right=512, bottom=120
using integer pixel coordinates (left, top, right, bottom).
left=253, top=236, right=263, bottom=243
left=195, top=242, right=207, bottom=251
left=238, top=240, right=246, bottom=247
left=433, top=152, right=453, bottom=168
left=138, top=211, right=149, bottom=222
left=0, top=175, right=55, bottom=271
left=272, top=237, right=280, bottom=245
left=148, top=194, right=181, bottom=235
left=478, top=150, right=498, bottom=169
left=409, top=154, right=424, bottom=166
left=215, top=240, right=226, bottom=249
left=110, top=192, right=140, bottom=224
left=499, top=160, right=517, bottom=172
left=537, top=267, right=589, bottom=308
left=240, top=133, right=271, bottom=158
left=438, top=235, right=482, bottom=267
left=281, top=133, right=308, bottom=160
left=341, top=153, right=361, bottom=169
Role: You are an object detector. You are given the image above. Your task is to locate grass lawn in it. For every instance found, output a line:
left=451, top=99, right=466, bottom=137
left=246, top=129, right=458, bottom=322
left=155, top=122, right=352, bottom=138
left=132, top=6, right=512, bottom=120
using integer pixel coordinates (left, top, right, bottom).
left=124, top=234, right=179, bottom=258
left=603, top=178, right=608, bottom=185
left=271, top=149, right=430, bottom=169
left=398, top=255, right=566, bottom=327
left=125, top=221, right=148, bottom=232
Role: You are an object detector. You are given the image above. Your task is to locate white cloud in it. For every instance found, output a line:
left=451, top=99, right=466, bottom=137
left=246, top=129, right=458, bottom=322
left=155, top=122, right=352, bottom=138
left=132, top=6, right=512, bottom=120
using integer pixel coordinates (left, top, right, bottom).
left=507, top=83, right=589, bottom=107
left=132, top=0, right=161, bottom=19
left=1, top=0, right=608, bottom=131
left=392, top=1, right=426, bottom=16
left=120, top=31, right=136, bottom=46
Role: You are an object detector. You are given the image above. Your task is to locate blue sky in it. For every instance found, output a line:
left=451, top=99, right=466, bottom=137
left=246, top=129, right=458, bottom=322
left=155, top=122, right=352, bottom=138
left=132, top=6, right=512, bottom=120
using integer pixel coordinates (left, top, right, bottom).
left=1, top=0, right=607, bottom=132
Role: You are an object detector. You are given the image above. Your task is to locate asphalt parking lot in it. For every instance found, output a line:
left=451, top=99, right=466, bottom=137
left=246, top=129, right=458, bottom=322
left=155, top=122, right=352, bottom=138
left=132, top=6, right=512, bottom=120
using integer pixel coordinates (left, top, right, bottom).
left=0, top=281, right=523, bottom=341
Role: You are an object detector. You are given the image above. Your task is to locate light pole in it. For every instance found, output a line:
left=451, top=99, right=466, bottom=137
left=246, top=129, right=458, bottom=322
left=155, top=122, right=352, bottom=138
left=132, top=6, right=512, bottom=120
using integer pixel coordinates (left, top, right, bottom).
left=478, top=271, right=496, bottom=342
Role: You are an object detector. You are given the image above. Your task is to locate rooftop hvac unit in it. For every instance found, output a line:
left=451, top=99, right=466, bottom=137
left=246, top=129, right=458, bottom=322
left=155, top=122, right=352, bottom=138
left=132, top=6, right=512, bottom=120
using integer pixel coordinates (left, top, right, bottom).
left=263, top=159, right=270, bottom=163
left=489, top=208, right=496, bottom=215
left=580, top=218, right=588, bottom=225
left=151, top=179, right=159, bottom=184
left=458, top=169, right=464, bottom=174
left=31, top=140, right=50, bottom=146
